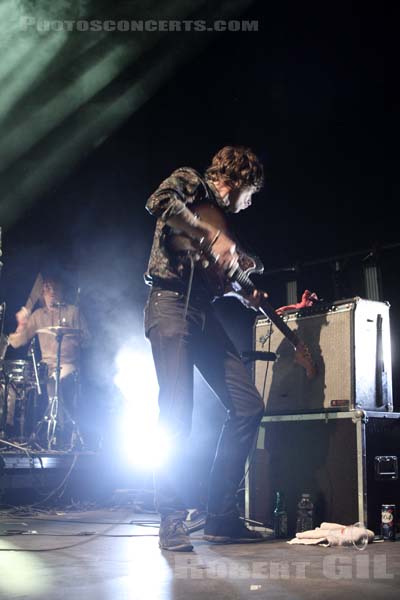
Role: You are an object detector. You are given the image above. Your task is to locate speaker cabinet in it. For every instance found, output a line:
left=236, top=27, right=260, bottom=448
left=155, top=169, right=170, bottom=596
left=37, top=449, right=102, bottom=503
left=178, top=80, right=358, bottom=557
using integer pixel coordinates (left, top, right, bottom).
left=246, top=411, right=400, bottom=536
left=254, top=298, right=392, bottom=414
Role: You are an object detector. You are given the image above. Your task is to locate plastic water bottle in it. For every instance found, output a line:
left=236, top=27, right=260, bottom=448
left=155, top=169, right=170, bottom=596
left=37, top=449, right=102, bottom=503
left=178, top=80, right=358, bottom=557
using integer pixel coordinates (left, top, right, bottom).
left=273, top=491, right=288, bottom=538
left=296, top=493, right=314, bottom=533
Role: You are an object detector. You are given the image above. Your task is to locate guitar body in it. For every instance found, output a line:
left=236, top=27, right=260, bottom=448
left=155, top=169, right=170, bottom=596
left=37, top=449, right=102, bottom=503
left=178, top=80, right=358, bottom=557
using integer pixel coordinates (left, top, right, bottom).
left=167, top=202, right=264, bottom=297
left=166, top=201, right=316, bottom=379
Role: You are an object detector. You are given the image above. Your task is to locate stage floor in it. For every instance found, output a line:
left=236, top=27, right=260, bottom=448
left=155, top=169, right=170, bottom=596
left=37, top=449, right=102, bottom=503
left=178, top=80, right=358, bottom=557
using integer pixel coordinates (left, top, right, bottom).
left=0, top=508, right=399, bottom=600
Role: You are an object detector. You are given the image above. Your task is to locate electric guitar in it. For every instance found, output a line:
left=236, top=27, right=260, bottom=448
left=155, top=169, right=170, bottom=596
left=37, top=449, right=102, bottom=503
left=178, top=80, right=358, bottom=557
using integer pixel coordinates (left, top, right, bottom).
left=168, top=202, right=317, bottom=379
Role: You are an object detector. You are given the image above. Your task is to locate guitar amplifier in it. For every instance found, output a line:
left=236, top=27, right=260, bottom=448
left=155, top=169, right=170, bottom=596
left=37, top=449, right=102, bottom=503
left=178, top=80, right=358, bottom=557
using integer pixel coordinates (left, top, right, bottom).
left=253, top=297, right=393, bottom=414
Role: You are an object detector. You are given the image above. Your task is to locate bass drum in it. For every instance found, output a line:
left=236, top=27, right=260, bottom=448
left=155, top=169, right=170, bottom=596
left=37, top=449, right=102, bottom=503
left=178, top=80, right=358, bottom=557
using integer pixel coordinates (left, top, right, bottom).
left=0, top=360, right=50, bottom=439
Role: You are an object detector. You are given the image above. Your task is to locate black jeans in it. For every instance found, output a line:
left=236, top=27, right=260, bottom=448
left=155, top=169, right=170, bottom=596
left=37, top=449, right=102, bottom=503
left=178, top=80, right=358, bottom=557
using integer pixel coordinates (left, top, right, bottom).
left=144, top=288, right=264, bottom=518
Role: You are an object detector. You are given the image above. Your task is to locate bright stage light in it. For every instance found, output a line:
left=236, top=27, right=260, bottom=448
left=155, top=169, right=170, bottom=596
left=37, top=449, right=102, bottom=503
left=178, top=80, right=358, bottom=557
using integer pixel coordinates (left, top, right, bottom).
left=121, top=420, right=172, bottom=470
left=114, top=344, right=169, bottom=469
left=0, top=1, right=251, bottom=228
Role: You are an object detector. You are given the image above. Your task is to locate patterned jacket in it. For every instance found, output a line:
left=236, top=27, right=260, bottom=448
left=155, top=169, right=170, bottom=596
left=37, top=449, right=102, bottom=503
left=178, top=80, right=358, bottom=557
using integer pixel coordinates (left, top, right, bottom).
left=145, top=167, right=228, bottom=290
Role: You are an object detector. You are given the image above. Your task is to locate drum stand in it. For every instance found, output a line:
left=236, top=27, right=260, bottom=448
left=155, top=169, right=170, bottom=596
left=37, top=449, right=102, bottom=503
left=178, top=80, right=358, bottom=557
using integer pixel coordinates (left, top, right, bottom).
left=0, top=376, right=8, bottom=436
left=33, top=330, right=84, bottom=451
left=12, top=381, right=28, bottom=440
left=0, top=375, right=28, bottom=441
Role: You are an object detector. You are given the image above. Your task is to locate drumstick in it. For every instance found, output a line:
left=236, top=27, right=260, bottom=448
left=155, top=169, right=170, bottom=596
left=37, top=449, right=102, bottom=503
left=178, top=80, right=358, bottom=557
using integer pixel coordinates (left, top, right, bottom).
left=23, top=273, right=44, bottom=315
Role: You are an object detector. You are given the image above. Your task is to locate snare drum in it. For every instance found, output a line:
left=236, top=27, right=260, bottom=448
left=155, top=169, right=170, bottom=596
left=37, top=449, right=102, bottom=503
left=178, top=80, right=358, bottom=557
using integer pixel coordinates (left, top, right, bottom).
left=1, top=360, right=34, bottom=385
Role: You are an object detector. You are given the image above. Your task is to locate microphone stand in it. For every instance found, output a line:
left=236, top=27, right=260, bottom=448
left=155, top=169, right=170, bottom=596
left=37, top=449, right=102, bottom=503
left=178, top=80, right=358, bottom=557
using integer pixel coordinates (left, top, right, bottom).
left=29, top=339, right=42, bottom=396
left=46, top=305, right=67, bottom=449
left=72, top=284, right=84, bottom=450
left=29, top=326, right=67, bottom=450
left=47, top=299, right=84, bottom=451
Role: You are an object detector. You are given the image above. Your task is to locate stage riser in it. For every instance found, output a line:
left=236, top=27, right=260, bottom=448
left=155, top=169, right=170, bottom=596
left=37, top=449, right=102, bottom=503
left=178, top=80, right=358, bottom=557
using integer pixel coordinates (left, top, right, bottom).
left=0, top=453, right=117, bottom=505
left=247, top=412, right=400, bottom=536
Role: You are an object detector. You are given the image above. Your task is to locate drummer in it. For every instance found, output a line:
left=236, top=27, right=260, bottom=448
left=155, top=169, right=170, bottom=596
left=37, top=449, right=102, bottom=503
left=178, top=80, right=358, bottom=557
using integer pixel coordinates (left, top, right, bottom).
left=8, top=275, right=89, bottom=438
left=9, top=275, right=89, bottom=373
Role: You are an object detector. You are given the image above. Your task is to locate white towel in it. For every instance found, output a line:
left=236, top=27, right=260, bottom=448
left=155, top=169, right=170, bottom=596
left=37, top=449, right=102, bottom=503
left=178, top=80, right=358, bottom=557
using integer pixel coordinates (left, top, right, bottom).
left=287, top=522, right=374, bottom=546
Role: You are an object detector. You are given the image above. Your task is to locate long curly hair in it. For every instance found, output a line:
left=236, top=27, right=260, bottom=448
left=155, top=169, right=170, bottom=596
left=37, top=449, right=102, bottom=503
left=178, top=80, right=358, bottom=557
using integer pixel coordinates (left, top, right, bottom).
left=205, top=146, right=264, bottom=191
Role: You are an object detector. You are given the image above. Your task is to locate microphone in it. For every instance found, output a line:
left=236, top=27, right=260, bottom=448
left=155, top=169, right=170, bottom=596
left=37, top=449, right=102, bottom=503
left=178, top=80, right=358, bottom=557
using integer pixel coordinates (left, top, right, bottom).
left=51, top=302, right=67, bottom=308
left=241, top=350, right=277, bottom=362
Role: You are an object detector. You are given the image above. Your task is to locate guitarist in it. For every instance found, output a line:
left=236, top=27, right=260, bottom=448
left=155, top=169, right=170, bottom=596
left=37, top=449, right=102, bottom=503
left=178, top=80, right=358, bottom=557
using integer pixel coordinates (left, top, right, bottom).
left=145, top=146, right=272, bottom=551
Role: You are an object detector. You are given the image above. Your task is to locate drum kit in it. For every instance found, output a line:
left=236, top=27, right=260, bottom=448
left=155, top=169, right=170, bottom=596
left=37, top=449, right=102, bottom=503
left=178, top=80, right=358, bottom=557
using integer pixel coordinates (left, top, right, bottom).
left=0, top=325, right=84, bottom=451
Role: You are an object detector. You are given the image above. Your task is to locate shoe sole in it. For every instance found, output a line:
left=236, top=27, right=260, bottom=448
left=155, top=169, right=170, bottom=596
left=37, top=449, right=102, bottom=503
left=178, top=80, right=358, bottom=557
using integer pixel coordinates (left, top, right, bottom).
left=159, top=543, right=194, bottom=552
left=203, top=535, right=266, bottom=544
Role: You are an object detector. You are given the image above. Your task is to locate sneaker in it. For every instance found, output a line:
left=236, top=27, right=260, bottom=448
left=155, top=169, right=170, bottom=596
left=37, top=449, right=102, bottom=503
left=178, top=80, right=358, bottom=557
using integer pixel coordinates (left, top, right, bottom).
left=185, top=509, right=207, bottom=534
left=203, top=515, right=267, bottom=544
left=159, top=514, right=193, bottom=552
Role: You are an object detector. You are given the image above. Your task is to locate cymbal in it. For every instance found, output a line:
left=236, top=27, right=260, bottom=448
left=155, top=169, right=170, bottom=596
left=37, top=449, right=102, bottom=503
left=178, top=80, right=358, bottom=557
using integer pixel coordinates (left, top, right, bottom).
left=37, top=326, right=81, bottom=336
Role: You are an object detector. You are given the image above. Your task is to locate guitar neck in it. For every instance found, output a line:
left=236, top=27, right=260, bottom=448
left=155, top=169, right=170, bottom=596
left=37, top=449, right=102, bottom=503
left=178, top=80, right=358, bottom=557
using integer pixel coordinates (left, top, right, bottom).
left=258, top=299, right=299, bottom=349
left=231, top=265, right=299, bottom=349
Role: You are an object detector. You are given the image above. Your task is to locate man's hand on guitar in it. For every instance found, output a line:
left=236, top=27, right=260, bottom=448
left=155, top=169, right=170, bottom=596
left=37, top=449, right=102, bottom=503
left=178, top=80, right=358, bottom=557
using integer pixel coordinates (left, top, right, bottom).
left=203, top=228, right=238, bottom=272
left=238, top=288, right=269, bottom=311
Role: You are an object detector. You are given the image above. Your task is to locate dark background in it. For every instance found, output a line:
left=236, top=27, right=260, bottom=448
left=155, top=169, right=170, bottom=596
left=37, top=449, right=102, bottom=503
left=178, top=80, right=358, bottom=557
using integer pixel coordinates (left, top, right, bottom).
left=0, top=1, right=395, bottom=492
